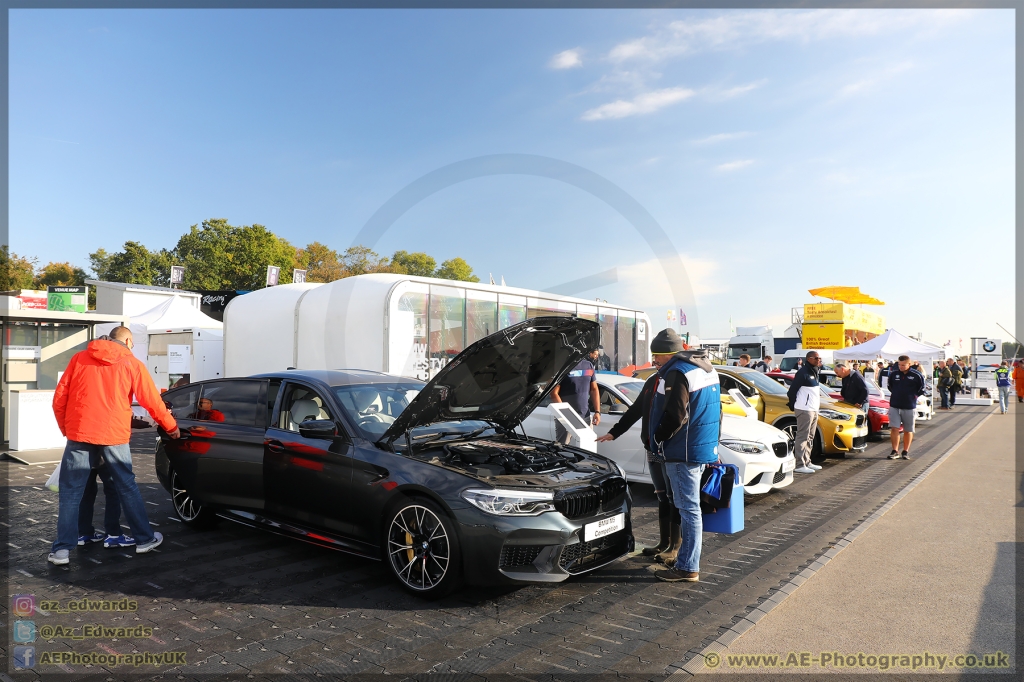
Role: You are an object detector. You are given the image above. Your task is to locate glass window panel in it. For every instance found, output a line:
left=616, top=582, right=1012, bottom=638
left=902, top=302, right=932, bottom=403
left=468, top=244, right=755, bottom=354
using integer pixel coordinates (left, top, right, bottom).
left=598, top=308, right=617, bottom=370
left=164, top=385, right=202, bottom=420
left=527, top=298, right=574, bottom=318
left=466, top=297, right=498, bottom=346
left=38, top=323, right=90, bottom=390
left=196, top=380, right=263, bottom=426
left=5, top=321, right=38, bottom=347
left=392, top=290, right=429, bottom=381
left=636, top=317, right=650, bottom=367
left=429, top=285, right=465, bottom=378
left=498, top=294, right=527, bottom=329
left=617, top=312, right=636, bottom=370
left=576, top=304, right=598, bottom=321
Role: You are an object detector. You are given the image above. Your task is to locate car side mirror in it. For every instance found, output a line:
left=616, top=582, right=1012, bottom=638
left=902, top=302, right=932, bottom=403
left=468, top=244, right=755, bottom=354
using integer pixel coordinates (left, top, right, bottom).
left=608, top=405, right=627, bottom=414
left=298, top=419, right=338, bottom=439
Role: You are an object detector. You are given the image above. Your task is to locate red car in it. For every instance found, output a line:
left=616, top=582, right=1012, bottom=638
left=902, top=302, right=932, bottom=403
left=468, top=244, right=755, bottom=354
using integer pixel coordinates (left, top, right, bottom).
left=766, top=370, right=890, bottom=440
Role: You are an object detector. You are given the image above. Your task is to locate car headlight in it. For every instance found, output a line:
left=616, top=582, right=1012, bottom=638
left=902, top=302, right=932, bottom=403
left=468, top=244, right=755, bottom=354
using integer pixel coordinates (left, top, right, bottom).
left=461, top=489, right=555, bottom=516
left=719, top=439, right=768, bottom=454
left=869, top=407, right=887, bottom=414
left=819, top=409, right=851, bottom=422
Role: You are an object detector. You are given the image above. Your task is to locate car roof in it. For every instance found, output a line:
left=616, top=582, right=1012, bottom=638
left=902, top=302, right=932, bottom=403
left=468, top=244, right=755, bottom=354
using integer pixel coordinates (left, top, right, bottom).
left=596, top=373, right=644, bottom=386
left=251, top=369, right=426, bottom=387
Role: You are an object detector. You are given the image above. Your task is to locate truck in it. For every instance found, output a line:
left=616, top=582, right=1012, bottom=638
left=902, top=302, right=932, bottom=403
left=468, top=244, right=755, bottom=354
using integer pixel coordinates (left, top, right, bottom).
left=727, top=326, right=774, bottom=364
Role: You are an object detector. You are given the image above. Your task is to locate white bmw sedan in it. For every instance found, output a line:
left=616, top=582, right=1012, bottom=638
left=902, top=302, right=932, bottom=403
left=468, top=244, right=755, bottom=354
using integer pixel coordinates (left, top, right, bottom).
left=522, top=373, right=796, bottom=494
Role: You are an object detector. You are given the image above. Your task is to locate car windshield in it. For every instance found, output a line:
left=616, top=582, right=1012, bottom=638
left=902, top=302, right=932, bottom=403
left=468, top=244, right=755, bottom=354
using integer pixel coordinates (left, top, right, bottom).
left=613, top=381, right=646, bottom=404
left=740, top=370, right=789, bottom=395
left=332, top=382, right=422, bottom=440
left=332, top=382, right=496, bottom=442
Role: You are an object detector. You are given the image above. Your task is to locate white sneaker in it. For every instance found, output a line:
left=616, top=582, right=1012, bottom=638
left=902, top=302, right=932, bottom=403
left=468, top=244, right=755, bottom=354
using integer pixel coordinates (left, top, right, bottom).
left=135, top=532, right=163, bottom=554
left=48, top=549, right=70, bottom=565
left=808, top=464, right=822, bottom=470
left=794, top=466, right=815, bottom=474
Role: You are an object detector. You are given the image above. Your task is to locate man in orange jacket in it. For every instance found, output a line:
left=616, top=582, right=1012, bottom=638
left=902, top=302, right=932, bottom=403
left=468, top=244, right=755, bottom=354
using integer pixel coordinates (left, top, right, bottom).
left=48, top=326, right=180, bottom=565
left=1014, top=361, right=1024, bottom=403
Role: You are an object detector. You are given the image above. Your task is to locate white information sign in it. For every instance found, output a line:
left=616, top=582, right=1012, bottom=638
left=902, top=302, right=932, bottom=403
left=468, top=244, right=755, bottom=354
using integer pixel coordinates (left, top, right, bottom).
left=168, top=344, right=192, bottom=373
left=2, top=345, right=41, bottom=360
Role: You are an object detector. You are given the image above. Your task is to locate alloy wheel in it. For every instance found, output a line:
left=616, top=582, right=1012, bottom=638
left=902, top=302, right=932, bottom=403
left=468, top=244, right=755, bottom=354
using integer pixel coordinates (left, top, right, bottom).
left=171, top=471, right=204, bottom=522
left=387, top=505, right=450, bottom=592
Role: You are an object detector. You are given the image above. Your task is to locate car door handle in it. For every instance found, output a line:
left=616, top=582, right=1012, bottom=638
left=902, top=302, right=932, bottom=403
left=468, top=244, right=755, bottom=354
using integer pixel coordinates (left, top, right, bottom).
left=266, top=440, right=284, bottom=453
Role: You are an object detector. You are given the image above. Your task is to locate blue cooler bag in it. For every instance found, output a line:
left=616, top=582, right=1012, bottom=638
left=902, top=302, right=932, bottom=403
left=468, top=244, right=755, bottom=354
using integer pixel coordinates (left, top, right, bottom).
left=701, top=463, right=744, bottom=534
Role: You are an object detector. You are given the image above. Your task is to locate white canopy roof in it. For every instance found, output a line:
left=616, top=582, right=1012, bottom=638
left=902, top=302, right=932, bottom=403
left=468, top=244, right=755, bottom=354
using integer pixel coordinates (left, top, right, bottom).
left=95, top=296, right=222, bottom=364
left=833, top=328, right=944, bottom=362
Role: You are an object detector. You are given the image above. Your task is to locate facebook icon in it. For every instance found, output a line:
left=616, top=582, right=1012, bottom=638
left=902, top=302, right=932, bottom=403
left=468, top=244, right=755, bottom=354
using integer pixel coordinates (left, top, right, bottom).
left=13, top=646, right=36, bottom=669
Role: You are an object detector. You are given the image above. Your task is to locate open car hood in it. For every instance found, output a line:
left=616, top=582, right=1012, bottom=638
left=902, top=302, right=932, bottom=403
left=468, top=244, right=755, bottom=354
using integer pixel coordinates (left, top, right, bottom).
left=380, top=316, right=600, bottom=445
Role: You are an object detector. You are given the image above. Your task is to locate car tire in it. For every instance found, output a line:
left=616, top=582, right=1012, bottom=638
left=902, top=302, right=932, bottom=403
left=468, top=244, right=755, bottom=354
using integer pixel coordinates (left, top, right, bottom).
left=383, top=496, right=461, bottom=599
left=170, top=469, right=217, bottom=529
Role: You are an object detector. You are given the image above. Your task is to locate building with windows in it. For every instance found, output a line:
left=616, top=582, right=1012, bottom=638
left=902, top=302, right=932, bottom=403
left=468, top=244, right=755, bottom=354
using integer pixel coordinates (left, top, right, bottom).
left=1, top=303, right=128, bottom=449
left=224, top=274, right=652, bottom=381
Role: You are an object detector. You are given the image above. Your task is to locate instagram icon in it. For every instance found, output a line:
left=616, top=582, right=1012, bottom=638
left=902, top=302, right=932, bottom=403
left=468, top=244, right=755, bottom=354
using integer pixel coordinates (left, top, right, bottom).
left=11, top=594, right=35, bottom=618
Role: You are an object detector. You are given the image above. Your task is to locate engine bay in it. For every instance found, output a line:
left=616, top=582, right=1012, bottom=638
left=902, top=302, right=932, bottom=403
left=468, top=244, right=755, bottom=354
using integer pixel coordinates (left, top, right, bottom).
left=435, top=438, right=585, bottom=477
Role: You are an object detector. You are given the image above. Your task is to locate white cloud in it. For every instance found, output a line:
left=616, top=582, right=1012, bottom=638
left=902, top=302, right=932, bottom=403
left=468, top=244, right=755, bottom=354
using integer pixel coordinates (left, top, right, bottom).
left=836, top=61, right=914, bottom=97
left=692, top=131, right=752, bottom=145
left=607, top=10, right=972, bottom=63
left=549, top=48, right=583, bottom=69
left=716, top=159, right=755, bottom=172
left=581, top=86, right=694, bottom=121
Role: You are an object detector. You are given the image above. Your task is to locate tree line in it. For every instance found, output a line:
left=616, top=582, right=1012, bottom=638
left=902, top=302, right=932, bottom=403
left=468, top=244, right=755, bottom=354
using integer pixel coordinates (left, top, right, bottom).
left=1, top=218, right=479, bottom=293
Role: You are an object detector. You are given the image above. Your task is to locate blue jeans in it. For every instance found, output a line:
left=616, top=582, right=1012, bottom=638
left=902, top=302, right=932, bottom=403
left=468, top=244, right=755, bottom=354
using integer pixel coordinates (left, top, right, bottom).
left=939, top=387, right=949, bottom=409
left=647, top=457, right=674, bottom=506
left=53, top=441, right=155, bottom=553
left=78, top=464, right=122, bottom=538
left=998, top=386, right=1011, bottom=413
left=665, top=461, right=706, bottom=573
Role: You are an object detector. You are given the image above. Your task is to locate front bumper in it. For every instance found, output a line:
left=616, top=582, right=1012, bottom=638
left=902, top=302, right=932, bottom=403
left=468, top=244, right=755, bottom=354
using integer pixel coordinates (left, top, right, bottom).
left=827, top=424, right=869, bottom=453
left=455, top=495, right=633, bottom=586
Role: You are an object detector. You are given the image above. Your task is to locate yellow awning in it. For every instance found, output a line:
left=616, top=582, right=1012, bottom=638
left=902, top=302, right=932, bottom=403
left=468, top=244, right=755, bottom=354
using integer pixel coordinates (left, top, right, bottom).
left=808, top=286, right=885, bottom=306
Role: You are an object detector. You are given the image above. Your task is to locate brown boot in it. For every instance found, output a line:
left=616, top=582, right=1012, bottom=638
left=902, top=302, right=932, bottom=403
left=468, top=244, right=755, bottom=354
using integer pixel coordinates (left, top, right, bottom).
left=657, top=515, right=681, bottom=566
left=642, top=501, right=673, bottom=556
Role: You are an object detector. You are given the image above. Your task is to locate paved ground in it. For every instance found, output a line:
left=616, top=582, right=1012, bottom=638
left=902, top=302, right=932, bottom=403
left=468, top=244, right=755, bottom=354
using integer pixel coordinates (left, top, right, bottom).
left=701, top=403, right=1016, bottom=678
left=0, top=405, right=996, bottom=680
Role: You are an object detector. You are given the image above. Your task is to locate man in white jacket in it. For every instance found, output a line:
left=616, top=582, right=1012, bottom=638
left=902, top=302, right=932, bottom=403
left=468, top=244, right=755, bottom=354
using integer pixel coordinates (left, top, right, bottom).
left=786, top=351, right=823, bottom=474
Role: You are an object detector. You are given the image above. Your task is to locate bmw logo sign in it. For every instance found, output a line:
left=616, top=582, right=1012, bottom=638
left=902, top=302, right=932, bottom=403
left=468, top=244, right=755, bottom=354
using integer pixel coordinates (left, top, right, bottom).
left=983, top=341, right=997, bottom=353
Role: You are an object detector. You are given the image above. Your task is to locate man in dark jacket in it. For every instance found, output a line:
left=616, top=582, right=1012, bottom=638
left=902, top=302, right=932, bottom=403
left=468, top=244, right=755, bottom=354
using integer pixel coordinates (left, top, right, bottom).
left=786, top=351, right=823, bottom=474
left=645, top=329, right=722, bottom=583
left=887, top=355, right=926, bottom=460
left=597, top=369, right=679, bottom=562
left=835, top=362, right=868, bottom=409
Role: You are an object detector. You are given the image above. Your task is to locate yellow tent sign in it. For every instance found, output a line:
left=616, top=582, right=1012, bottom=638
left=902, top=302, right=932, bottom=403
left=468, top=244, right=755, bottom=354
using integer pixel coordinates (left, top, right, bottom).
left=803, top=303, right=885, bottom=335
left=802, top=323, right=846, bottom=350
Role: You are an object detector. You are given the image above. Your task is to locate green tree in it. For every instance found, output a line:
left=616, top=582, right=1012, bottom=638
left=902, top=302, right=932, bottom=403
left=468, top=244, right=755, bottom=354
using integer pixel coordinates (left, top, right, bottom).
left=436, top=257, right=480, bottom=282
left=88, top=248, right=113, bottom=280
left=0, top=246, right=37, bottom=290
left=340, top=245, right=393, bottom=276
left=173, top=219, right=298, bottom=290
left=298, top=242, right=345, bottom=282
left=33, top=261, right=87, bottom=288
left=102, top=241, right=158, bottom=285
left=391, top=250, right=437, bottom=277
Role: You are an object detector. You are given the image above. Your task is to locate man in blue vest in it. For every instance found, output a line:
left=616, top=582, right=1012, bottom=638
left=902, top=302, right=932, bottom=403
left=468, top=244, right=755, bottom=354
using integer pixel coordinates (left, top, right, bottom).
left=647, top=328, right=722, bottom=583
left=994, top=360, right=1012, bottom=414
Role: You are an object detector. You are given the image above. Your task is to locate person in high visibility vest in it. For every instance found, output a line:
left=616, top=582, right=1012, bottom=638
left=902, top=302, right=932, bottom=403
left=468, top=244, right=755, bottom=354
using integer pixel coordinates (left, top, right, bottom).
left=1013, top=361, right=1024, bottom=403
left=994, top=361, right=1012, bottom=414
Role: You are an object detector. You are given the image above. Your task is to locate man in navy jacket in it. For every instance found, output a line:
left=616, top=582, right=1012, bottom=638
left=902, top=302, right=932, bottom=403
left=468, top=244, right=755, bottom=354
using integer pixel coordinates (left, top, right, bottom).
left=786, top=351, right=823, bottom=474
left=835, top=362, right=869, bottom=409
left=887, top=355, right=926, bottom=460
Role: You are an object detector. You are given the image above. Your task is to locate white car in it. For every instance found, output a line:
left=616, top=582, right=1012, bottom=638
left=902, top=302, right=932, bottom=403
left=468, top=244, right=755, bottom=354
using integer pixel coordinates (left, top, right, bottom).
left=522, top=373, right=796, bottom=494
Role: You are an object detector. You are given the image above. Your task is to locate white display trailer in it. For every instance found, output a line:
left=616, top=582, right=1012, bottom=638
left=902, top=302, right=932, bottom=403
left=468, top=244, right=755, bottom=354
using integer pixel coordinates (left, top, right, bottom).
left=224, top=274, right=652, bottom=381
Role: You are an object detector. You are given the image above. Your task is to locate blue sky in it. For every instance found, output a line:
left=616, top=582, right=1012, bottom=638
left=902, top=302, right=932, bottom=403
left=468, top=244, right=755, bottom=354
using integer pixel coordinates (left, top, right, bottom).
left=10, top=9, right=1015, bottom=351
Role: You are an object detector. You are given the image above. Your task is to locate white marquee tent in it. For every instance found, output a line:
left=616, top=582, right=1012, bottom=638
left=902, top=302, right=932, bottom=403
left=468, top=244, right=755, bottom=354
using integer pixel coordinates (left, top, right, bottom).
left=834, top=328, right=944, bottom=362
